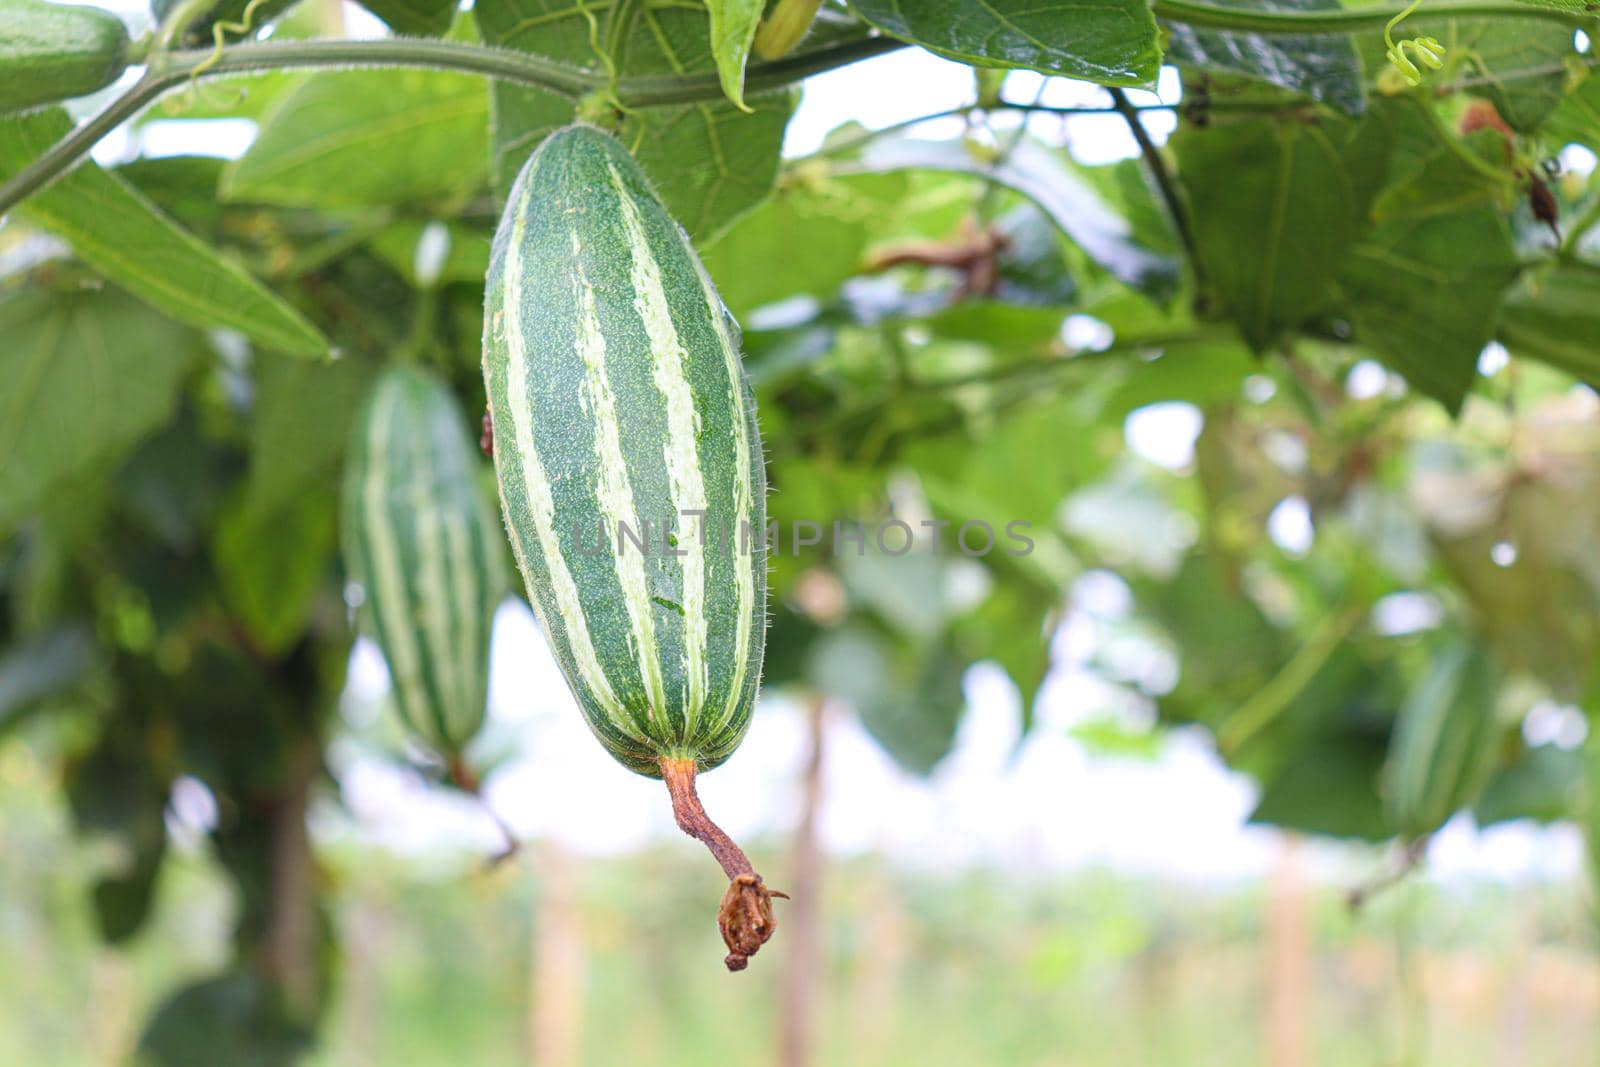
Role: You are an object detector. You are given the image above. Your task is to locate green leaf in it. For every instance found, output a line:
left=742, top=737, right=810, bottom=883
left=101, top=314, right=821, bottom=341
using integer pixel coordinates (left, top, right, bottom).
left=1327, top=100, right=1521, bottom=412
left=1475, top=744, right=1584, bottom=826
left=244, top=352, right=378, bottom=518
left=0, top=110, right=327, bottom=356
left=0, top=289, right=196, bottom=527
left=93, top=833, right=167, bottom=945
left=1497, top=266, right=1600, bottom=386
left=356, top=0, right=460, bottom=35
left=223, top=70, right=489, bottom=209
left=1174, top=112, right=1391, bottom=350
left=1163, top=0, right=1364, bottom=115
left=1545, top=70, right=1600, bottom=147
left=707, top=0, right=764, bottom=109
left=1339, top=198, right=1519, bottom=413
left=0, top=625, right=96, bottom=735
left=1249, top=735, right=1390, bottom=840
left=476, top=0, right=794, bottom=240
left=627, top=92, right=798, bottom=239
left=808, top=623, right=968, bottom=775
left=847, top=0, right=1161, bottom=87
left=703, top=178, right=877, bottom=316
left=367, top=220, right=493, bottom=288
left=959, top=580, right=1056, bottom=731
left=853, top=136, right=1179, bottom=299
left=138, top=972, right=315, bottom=1067
left=213, top=489, right=338, bottom=656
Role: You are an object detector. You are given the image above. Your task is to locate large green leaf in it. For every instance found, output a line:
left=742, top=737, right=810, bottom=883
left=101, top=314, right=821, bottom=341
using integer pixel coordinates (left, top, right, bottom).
left=213, top=489, right=339, bottom=656
left=853, top=136, right=1179, bottom=299
left=808, top=622, right=968, bottom=776
left=0, top=289, right=196, bottom=526
left=1475, top=744, right=1584, bottom=826
left=1497, top=266, right=1600, bottom=386
left=1174, top=112, right=1391, bottom=350
left=703, top=172, right=911, bottom=316
left=1163, top=0, right=1363, bottom=114
left=0, top=110, right=327, bottom=356
left=475, top=0, right=794, bottom=240
left=223, top=70, right=489, bottom=209
left=138, top=972, right=315, bottom=1067
left=356, top=0, right=459, bottom=35
left=1338, top=142, right=1520, bottom=412
left=848, top=0, right=1161, bottom=87
left=0, top=625, right=96, bottom=735
left=1249, top=735, right=1390, bottom=841
left=243, top=353, right=378, bottom=518
left=1544, top=70, right=1600, bottom=147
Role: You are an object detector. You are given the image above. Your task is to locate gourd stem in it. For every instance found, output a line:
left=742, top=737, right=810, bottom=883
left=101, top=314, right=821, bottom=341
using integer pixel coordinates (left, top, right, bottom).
left=660, top=756, right=754, bottom=880
left=659, top=756, right=786, bottom=971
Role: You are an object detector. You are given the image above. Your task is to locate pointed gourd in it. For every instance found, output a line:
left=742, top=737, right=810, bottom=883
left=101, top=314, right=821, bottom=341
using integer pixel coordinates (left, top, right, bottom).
left=343, top=365, right=508, bottom=759
left=480, top=123, right=769, bottom=780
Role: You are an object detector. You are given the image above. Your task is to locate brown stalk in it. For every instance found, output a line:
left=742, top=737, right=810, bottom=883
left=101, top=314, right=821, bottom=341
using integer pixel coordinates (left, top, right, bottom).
left=659, top=756, right=787, bottom=971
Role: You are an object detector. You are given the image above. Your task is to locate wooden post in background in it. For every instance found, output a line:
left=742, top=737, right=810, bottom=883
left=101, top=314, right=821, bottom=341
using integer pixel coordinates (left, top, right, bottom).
left=528, top=841, right=584, bottom=1067
left=1267, top=834, right=1311, bottom=1067
left=779, top=694, right=828, bottom=1067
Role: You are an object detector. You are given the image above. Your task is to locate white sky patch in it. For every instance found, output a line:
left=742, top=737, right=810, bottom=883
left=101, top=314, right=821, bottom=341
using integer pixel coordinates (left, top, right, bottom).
left=1243, top=374, right=1277, bottom=403
left=1523, top=701, right=1589, bottom=750
left=1062, top=313, right=1115, bottom=351
left=1268, top=495, right=1315, bottom=556
left=1370, top=591, right=1444, bottom=636
left=785, top=48, right=976, bottom=156
left=1124, top=401, right=1202, bottom=470
left=1478, top=340, right=1510, bottom=377
left=139, top=119, right=259, bottom=160
left=1490, top=539, right=1519, bottom=567
left=1346, top=359, right=1390, bottom=399
left=1560, top=143, right=1598, bottom=176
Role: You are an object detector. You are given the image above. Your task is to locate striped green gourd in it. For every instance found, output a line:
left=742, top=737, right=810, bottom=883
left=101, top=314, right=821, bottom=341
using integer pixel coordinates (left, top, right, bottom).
left=481, top=124, right=768, bottom=780
left=1383, top=643, right=1501, bottom=839
left=483, top=125, right=777, bottom=970
left=0, top=0, right=130, bottom=114
left=343, top=365, right=508, bottom=760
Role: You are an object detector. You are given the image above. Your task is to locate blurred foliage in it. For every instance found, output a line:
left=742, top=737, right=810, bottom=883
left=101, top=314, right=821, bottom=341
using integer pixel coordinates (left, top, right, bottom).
left=3, top=0, right=1600, bottom=1059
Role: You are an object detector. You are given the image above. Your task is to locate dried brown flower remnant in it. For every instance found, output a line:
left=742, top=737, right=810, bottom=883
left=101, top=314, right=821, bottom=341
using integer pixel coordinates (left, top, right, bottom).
left=659, top=756, right=786, bottom=971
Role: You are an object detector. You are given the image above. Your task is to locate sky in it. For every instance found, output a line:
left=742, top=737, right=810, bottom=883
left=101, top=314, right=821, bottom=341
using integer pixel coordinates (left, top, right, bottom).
left=73, top=0, right=1592, bottom=885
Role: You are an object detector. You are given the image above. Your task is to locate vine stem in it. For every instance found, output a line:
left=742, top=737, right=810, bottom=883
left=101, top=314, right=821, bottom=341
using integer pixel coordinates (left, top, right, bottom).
left=659, top=756, right=786, bottom=972
left=1107, top=87, right=1201, bottom=288
left=1152, top=0, right=1587, bottom=33
left=0, top=35, right=902, bottom=218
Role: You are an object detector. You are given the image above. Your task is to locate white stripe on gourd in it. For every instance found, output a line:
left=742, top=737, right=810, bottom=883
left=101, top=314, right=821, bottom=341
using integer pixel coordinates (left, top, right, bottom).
left=361, top=387, right=427, bottom=726
left=691, top=253, right=759, bottom=737
left=498, top=174, right=639, bottom=741
left=607, top=160, right=710, bottom=732
left=572, top=238, right=669, bottom=724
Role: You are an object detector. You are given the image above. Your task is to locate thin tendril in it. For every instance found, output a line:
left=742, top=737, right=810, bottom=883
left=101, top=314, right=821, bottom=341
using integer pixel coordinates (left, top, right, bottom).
left=1384, top=0, right=1446, bottom=86
left=168, top=0, right=271, bottom=112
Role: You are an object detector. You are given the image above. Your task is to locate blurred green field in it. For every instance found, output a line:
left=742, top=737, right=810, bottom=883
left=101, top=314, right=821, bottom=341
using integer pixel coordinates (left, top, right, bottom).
left=3, top=740, right=1594, bottom=1067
